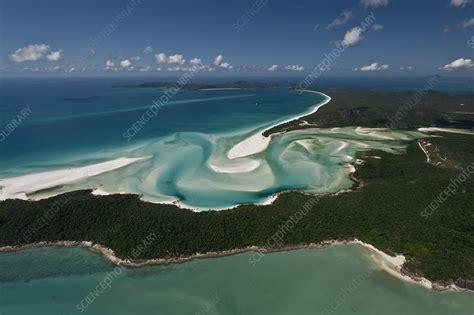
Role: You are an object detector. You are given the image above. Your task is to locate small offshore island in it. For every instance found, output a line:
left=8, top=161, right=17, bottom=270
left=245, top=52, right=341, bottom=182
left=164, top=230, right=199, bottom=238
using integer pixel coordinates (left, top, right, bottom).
left=1, top=85, right=473, bottom=293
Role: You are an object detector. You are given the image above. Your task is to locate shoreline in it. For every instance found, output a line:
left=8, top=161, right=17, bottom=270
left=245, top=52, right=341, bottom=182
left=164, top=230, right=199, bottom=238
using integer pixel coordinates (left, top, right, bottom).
left=0, top=239, right=471, bottom=293
left=0, top=156, right=151, bottom=201
left=227, top=90, right=332, bottom=160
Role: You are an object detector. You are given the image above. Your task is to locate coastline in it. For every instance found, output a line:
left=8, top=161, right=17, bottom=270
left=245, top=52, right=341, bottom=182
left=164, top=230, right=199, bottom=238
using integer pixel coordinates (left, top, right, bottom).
left=0, top=239, right=470, bottom=293
left=227, top=90, right=332, bottom=159
left=0, top=156, right=151, bottom=201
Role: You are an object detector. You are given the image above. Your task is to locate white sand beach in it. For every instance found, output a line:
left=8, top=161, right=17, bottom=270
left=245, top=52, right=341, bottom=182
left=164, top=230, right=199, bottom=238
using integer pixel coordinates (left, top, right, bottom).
left=0, top=156, right=150, bottom=201
left=227, top=91, right=332, bottom=159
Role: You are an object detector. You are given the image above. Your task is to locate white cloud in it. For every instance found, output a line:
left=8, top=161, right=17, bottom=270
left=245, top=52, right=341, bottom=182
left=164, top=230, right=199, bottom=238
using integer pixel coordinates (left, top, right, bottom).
left=106, top=60, right=115, bottom=68
left=20, top=66, right=40, bottom=72
left=341, top=27, right=365, bottom=47
left=214, top=54, right=223, bottom=66
left=10, top=44, right=50, bottom=62
left=268, top=64, right=278, bottom=71
left=220, top=62, right=233, bottom=70
left=168, top=54, right=185, bottom=64
left=131, top=56, right=141, bottom=61
left=441, top=57, right=473, bottom=70
left=285, top=64, right=305, bottom=71
left=360, top=0, right=389, bottom=8
left=120, top=59, right=131, bottom=67
left=354, top=62, right=389, bottom=71
left=139, top=66, right=151, bottom=72
left=155, top=53, right=167, bottom=63
left=143, top=46, right=153, bottom=54
left=371, top=24, right=384, bottom=31
left=326, top=10, right=354, bottom=29
left=154, top=53, right=185, bottom=64
left=190, top=58, right=202, bottom=65
left=400, top=66, right=414, bottom=70
left=167, top=66, right=192, bottom=72
left=462, top=18, right=474, bottom=27
left=450, top=0, right=471, bottom=7
left=46, top=50, right=62, bottom=61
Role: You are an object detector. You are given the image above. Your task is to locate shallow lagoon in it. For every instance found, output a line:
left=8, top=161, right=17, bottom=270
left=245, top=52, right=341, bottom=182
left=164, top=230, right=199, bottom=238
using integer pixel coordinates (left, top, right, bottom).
left=0, top=81, right=424, bottom=208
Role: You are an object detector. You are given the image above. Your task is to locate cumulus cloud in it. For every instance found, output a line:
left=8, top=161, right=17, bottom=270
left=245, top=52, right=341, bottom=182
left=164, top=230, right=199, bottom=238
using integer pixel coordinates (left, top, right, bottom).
left=10, top=44, right=51, bottom=62
left=326, top=10, right=354, bottom=29
left=341, top=27, right=365, bottom=46
left=139, top=66, right=151, bottom=72
left=441, top=57, right=473, bottom=70
left=213, top=54, right=223, bottom=66
left=268, top=64, right=278, bottom=71
left=120, top=59, right=131, bottom=67
left=106, top=60, right=115, bottom=68
left=154, top=53, right=185, bottom=64
left=131, top=56, right=141, bottom=61
left=285, top=64, right=305, bottom=71
left=400, top=66, right=414, bottom=70
left=354, top=62, right=389, bottom=71
left=371, top=24, right=383, bottom=31
left=360, top=0, right=389, bottom=8
left=143, top=46, right=152, bottom=54
left=450, top=0, right=471, bottom=7
left=462, top=18, right=474, bottom=27
left=46, top=50, right=62, bottom=61
left=220, top=62, right=233, bottom=70
left=189, top=58, right=202, bottom=65
left=168, top=54, right=185, bottom=64
left=155, top=53, right=167, bottom=63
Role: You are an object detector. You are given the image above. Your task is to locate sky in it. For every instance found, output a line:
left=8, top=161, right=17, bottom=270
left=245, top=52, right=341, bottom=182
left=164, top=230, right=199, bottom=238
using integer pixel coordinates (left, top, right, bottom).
left=0, top=0, right=473, bottom=77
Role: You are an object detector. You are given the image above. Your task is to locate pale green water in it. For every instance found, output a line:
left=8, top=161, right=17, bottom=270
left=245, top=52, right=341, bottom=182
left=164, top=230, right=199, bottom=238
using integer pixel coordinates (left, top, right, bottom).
left=0, top=245, right=472, bottom=314
left=4, top=126, right=425, bottom=209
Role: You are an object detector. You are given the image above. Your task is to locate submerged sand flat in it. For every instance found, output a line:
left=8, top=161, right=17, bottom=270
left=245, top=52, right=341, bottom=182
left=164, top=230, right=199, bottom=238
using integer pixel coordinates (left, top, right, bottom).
left=0, top=125, right=425, bottom=209
left=0, top=91, right=428, bottom=209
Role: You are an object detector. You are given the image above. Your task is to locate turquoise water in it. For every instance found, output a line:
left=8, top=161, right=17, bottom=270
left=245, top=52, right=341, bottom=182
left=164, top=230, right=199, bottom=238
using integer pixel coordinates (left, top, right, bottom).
left=1, top=78, right=472, bottom=312
left=0, top=79, right=425, bottom=208
left=0, top=245, right=472, bottom=315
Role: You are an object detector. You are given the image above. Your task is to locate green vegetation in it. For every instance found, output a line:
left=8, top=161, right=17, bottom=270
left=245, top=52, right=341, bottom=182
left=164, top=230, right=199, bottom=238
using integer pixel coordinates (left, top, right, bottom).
left=264, top=89, right=474, bottom=136
left=0, top=134, right=473, bottom=289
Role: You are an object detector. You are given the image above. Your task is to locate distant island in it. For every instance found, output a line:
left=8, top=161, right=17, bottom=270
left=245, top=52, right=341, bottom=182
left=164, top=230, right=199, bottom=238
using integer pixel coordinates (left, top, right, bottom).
left=112, top=80, right=278, bottom=90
